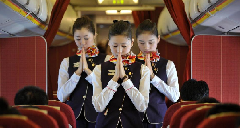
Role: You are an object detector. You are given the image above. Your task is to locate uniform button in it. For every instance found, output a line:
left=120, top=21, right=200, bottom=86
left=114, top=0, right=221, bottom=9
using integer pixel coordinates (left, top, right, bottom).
left=129, top=72, right=131, bottom=75
left=119, top=108, right=122, bottom=111
left=83, top=96, right=86, bottom=98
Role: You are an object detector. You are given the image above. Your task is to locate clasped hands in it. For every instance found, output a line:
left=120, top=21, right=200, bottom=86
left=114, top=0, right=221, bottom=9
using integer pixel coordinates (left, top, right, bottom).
left=112, top=52, right=127, bottom=82
left=75, top=48, right=92, bottom=76
left=144, top=53, right=154, bottom=80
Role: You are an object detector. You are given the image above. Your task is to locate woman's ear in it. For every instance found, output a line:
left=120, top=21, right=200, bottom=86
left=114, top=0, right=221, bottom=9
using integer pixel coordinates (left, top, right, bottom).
left=94, top=33, right=98, bottom=39
left=131, top=38, right=134, bottom=47
left=157, top=35, right=160, bottom=44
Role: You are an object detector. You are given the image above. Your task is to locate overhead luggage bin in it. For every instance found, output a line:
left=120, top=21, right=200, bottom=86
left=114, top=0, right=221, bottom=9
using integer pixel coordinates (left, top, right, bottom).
left=189, top=0, right=201, bottom=21
left=37, top=0, right=48, bottom=22
left=158, top=0, right=240, bottom=46
left=0, top=0, right=76, bottom=46
left=16, top=0, right=40, bottom=14
left=158, top=8, right=171, bottom=35
left=15, top=0, right=28, bottom=5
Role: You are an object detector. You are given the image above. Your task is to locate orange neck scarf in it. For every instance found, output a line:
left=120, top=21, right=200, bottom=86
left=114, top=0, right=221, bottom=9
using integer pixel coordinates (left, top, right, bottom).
left=76, top=45, right=99, bottom=57
left=137, top=50, right=160, bottom=62
left=109, top=52, right=136, bottom=66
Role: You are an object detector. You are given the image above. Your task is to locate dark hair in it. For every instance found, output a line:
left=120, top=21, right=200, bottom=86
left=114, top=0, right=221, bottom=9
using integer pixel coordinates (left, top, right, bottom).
left=235, top=116, right=240, bottom=128
left=14, top=86, right=48, bottom=105
left=180, top=79, right=209, bottom=101
left=206, top=103, right=240, bottom=118
left=136, top=19, right=158, bottom=38
left=0, top=97, right=20, bottom=115
left=0, top=97, right=9, bottom=114
left=196, top=97, right=220, bottom=104
left=72, top=16, right=95, bottom=35
left=108, top=20, right=132, bottom=39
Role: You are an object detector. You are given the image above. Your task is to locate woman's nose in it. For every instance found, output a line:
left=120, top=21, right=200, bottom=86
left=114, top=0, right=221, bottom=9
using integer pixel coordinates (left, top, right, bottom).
left=117, top=46, right=122, bottom=53
left=81, top=40, right=86, bottom=46
left=144, top=43, right=150, bottom=51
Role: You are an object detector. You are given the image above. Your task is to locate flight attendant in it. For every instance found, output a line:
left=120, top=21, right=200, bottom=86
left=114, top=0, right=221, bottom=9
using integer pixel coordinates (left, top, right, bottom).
left=136, top=19, right=180, bottom=128
left=92, top=20, right=150, bottom=128
left=57, top=16, right=107, bottom=128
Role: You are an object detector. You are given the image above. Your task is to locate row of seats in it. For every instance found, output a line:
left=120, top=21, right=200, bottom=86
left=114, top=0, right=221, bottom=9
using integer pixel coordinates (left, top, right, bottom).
left=0, top=100, right=76, bottom=128
left=2, top=100, right=239, bottom=128
left=162, top=101, right=240, bottom=128
left=0, top=115, right=40, bottom=128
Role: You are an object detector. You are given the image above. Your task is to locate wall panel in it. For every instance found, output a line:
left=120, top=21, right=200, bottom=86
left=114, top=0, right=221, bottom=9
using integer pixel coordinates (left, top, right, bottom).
left=0, top=36, right=47, bottom=105
left=192, top=35, right=240, bottom=104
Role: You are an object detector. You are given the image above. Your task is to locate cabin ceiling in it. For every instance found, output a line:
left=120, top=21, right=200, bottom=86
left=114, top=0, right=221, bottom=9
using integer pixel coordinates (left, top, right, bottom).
left=70, top=0, right=165, bottom=6
left=70, top=0, right=165, bottom=15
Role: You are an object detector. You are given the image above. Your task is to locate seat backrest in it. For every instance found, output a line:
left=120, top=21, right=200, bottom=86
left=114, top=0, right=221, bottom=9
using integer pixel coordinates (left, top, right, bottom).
left=48, top=100, right=76, bottom=128
left=17, top=108, right=59, bottom=128
left=180, top=106, right=213, bottom=128
left=36, top=105, right=69, bottom=128
left=169, top=103, right=217, bottom=128
left=197, top=112, right=240, bottom=128
left=0, top=115, right=40, bottom=128
left=162, top=101, right=196, bottom=128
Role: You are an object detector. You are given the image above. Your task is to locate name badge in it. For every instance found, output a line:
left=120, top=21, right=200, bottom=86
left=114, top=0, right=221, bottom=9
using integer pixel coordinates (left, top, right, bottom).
left=108, top=70, right=115, bottom=76
left=73, top=62, right=80, bottom=67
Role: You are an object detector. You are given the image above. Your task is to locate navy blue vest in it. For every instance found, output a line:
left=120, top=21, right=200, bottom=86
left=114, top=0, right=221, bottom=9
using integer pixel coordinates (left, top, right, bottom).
left=66, top=53, right=106, bottom=122
left=95, top=61, right=144, bottom=128
left=136, top=57, right=168, bottom=124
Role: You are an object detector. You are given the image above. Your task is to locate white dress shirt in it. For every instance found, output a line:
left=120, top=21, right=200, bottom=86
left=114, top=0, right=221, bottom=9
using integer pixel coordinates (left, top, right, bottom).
left=150, top=60, right=180, bottom=102
left=57, top=55, right=111, bottom=102
left=92, top=64, right=150, bottom=112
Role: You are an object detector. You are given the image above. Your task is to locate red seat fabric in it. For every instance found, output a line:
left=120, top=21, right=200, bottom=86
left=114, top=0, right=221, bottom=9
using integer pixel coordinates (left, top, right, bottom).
left=17, top=108, right=59, bottom=128
left=0, top=115, right=40, bottom=128
left=180, top=106, right=212, bottom=128
left=169, top=103, right=217, bottom=128
left=162, top=101, right=196, bottom=128
left=197, top=113, right=240, bottom=128
left=36, top=105, right=69, bottom=128
left=48, top=100, right=76, bottom=128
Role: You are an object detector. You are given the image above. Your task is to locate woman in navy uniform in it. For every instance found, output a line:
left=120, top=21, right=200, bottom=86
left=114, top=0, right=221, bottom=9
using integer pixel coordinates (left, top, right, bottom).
left=57, top=16, right=107, bottom=128
left=136, top=19, right=180, bottom=128
left=92, top=20, right=150, bottom=128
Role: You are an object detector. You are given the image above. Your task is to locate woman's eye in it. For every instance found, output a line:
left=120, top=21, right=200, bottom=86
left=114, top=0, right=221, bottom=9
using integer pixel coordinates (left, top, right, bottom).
left=84, top=38, right=88, bottom=40
left=122, top=46, right=127, bottom=48
left=113, top=46, right=117, bottom=47
left=149, top=42, right=153, bottom=44
left=76, top=39, right=81, bottom=41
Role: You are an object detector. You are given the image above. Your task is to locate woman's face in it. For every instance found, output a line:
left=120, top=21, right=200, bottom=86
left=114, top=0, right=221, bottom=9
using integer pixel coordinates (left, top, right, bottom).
left=74, top=28, right=95, bottom=50
left=137, top=32, right=160, bottom=54
left=108, top=35, right=133, bottom=57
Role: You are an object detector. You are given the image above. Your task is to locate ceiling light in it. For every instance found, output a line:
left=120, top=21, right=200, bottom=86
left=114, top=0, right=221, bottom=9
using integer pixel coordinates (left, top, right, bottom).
left=106, top=10, right=118, bottom=14
left=133, top=0, right=138, bottom=3
left=120, top=10, right=132, bottom=14
left=75, top=6, right=155, bottom=11
left=106, top=10, right=132, bottom=15
left=98, top=0, right=104, bottom=4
